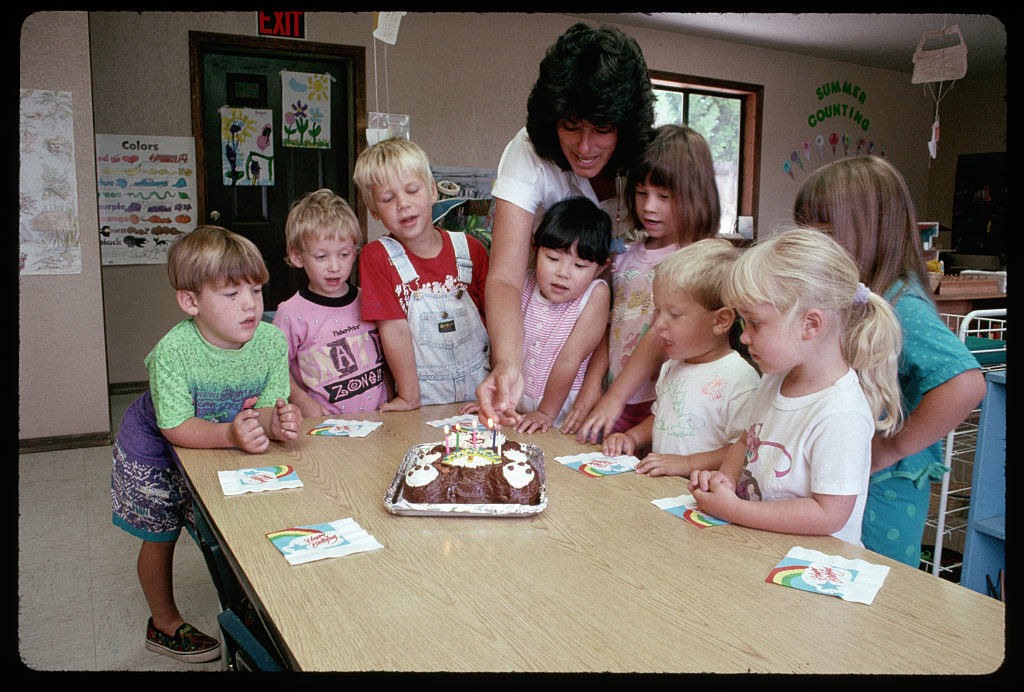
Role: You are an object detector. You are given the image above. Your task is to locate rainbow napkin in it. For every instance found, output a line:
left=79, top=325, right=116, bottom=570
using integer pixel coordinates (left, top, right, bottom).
left=651, top=493, right=729, bottom=527
left=218, top=465, right=303, bottom=496
left=555, top=452, right=639, bottom=477
left=766, top=546, right=890, bottom=605
left=266, top=518, right=383, bottom=565
left=307, top=419, right=383, bottom=437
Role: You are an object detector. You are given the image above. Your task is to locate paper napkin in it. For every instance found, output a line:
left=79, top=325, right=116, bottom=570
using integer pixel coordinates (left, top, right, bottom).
left=307, top=419, right=383, bottom=437
left=766, top=546, right=890, bottom=605
left=554, top=451, right=639, bottom=477
left=218, top=465, right=303, bottom=496
left=425, top=414, right=487, bottom=432
left=266, top=518, right=383, bottom=565
left=651, top=493, right=730, bottom=527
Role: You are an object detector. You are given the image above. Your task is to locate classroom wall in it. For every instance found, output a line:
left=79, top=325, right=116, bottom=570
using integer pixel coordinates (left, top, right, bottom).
left=18, top=12, right=1006, bottom=431
left=19, top=11, right=110, bottom=443
left=923, top=68, right=1007, bottom=229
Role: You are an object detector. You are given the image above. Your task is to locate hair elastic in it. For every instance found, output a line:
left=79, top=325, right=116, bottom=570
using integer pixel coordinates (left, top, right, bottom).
left=853, top=282, right=870, bottom=306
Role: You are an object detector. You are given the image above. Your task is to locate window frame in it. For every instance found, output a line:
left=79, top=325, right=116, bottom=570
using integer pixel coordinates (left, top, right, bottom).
left=649, top=69, right=763, bottom=236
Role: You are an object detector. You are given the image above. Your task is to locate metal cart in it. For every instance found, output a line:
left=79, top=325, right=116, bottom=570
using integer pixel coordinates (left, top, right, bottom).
left=923, top=309, right=1006, bottom=578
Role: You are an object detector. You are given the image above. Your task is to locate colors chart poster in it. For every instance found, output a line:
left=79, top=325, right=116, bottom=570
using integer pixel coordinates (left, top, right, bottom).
left=95, top=134, right=197, bottom=265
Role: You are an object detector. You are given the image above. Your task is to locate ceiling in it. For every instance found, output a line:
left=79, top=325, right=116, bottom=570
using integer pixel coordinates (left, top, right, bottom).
left=580, top=13, right=1007, bottom=76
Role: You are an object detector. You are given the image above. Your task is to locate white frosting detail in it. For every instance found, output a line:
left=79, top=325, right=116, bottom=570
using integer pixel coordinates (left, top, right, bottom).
left=420, top=451, right=442, bottom=465
left=503, top=448, right=529, bottom=465
left=502, top=460, right=535, bottom=489
left=405, top=462, right=439, bottom=487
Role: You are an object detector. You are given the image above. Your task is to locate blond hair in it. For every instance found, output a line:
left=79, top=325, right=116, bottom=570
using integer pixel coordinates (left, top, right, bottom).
left=284, top=188, right=360, bottom=264
left=166, top=225, right=268, bottom=293
left=793, top=155, right=927, bottom=298
left=724, top=227, right=903, bottom=435
left=654, top=238, right=739, bottom=311
left=352, top=137, right=435, bottom=213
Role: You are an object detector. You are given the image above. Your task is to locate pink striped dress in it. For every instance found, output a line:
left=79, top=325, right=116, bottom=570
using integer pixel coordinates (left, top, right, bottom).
left=518, top=272, right=606, bottom=425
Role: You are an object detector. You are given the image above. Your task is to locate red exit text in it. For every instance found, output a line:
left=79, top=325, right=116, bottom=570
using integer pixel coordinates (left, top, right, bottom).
left=258, top=11, right=305, bottom=39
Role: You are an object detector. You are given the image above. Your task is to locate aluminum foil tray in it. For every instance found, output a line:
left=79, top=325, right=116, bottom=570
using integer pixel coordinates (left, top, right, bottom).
left=384, top=442, right=547, bottom=517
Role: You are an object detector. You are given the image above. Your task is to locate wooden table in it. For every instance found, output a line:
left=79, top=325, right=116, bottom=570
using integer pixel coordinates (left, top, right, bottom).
left=175, top=405, right=1005, bottom=674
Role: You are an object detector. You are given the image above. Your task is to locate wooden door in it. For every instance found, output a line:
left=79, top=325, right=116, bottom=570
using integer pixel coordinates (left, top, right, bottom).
left=189, top=31, right=366, bottom=311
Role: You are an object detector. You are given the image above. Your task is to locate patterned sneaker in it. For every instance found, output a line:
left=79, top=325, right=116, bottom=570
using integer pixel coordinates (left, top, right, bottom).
left=145, top=618, right=221, bottom=663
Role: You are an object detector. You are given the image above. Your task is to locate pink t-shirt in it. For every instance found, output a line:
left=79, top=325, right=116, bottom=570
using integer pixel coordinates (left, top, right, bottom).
left=273, top=286, right=387, bottom=414
left=609, top=240, right=681, bottom=404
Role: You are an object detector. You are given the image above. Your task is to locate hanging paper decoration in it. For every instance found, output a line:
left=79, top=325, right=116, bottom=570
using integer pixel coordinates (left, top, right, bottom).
left=281, top=71, right=332, bottom=149
left=20, top=89, right=81, bottom=275
left=220, top=107, right=274, bottom=186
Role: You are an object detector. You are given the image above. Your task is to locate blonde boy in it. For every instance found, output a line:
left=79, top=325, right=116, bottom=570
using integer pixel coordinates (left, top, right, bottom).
left=355, top=138, right=490, bottom=411
left=111, top=225, right=300, bottom=662
left=602, top=238, right=761, bottom=477
left=273, top=189, right=388, bottom=416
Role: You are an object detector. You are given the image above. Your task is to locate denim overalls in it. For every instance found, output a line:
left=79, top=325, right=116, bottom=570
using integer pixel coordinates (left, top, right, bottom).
left=378, top=231, right=490, bottom=405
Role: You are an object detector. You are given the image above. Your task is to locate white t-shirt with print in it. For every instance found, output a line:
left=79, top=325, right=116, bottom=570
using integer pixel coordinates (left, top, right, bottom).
left=651, top=350, right=760, bottom=457
left=736, top=368, right=875, bottom=546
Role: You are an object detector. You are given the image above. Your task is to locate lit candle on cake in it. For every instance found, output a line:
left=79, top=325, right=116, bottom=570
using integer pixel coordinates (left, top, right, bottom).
left=443, top=425, right=450, bottom=456
left=454, top=423, right=461, bottom=449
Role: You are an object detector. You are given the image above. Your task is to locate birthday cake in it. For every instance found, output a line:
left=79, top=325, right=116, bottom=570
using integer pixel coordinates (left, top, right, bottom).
left=400, top=425, right=541, bottom=506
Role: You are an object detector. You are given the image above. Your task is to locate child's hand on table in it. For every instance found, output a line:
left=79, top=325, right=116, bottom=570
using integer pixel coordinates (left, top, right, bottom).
left=272, top=398, right=302, bottom=441
left=232, top=408, right=270, bottom=453
left=514, top=410, right=552, bottom=434
left=560, top=387, right=600, bottom=436
left=601, top=431, right=636, bottom=457
left=688, top=469, right=737, bottom=518
left=572, top=395, right=624, bottom=444
left=688, top=469, right=734, bottom=493
left=636, top=453, right=690, bottom=477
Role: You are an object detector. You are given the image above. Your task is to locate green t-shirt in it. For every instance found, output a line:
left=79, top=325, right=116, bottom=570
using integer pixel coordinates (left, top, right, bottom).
left=146, top=319, right=290, bottom=430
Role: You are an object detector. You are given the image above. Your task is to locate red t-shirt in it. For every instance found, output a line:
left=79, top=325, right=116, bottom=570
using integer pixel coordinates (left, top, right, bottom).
left=358, top=229, right=488, bottom=324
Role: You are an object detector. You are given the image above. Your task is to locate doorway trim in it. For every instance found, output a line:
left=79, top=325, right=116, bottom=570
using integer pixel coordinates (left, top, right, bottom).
left=188, top=31, right=368, bottom=237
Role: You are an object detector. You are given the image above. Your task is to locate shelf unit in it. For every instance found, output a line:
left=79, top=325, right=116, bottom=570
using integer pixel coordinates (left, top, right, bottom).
left=921, top=309, right=1006, bottom=579
left=960, top=370, right=1005, bottom=596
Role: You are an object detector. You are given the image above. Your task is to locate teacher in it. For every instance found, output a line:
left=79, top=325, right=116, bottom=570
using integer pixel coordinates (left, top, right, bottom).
left=476, top=22, right=655, bottom=427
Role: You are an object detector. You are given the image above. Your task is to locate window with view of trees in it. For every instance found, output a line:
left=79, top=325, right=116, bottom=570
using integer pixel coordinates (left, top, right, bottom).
left=650, top=70, right=763, bottom=237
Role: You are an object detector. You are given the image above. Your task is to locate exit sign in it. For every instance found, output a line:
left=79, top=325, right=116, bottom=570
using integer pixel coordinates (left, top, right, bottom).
left=258, top=11, right=305, bottom=39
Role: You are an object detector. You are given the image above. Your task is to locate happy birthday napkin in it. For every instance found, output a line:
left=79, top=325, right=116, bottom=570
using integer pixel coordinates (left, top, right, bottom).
left=555, top=451, right=639, bottom=477
left=266, top=518, right=383, bottom=565
left=766, top=546, right=890, bottom=604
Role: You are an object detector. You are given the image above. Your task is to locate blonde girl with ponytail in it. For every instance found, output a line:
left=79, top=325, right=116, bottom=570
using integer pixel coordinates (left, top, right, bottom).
left=689, top=228, right=902, bottom=546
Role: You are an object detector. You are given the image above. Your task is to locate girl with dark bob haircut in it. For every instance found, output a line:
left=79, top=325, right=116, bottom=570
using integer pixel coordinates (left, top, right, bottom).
left=533, top=196, right=612, bottom=266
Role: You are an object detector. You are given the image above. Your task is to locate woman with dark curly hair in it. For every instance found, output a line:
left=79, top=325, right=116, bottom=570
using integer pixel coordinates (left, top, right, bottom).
left=476, top=22, right=654, bottom=427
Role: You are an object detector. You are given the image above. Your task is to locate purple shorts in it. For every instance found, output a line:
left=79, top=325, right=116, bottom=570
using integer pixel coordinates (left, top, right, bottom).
left=111, top=438, right=194, bottom=542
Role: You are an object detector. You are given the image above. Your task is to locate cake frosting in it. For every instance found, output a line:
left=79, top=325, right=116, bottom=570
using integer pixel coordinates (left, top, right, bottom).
left=400, top=437, right=541, bottom=505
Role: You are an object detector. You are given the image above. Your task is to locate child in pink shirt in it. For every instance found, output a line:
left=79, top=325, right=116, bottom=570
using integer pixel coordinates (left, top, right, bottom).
left=273, top=189, right=388, bottom=415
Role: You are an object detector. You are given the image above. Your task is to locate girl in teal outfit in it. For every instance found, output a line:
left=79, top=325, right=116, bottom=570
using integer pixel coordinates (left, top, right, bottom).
left=793, top=156, right=987, bottom=566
